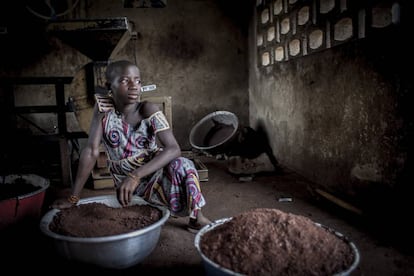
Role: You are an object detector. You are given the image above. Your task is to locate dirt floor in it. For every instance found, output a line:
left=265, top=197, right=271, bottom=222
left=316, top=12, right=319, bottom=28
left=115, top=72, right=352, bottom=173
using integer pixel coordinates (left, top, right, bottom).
left=2, top=156, right=414, bottom=275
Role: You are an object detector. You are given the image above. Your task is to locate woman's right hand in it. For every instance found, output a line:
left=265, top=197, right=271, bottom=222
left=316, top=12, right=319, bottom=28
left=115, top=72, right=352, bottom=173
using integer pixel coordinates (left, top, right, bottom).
left=117, top=176, right=140, bottom=207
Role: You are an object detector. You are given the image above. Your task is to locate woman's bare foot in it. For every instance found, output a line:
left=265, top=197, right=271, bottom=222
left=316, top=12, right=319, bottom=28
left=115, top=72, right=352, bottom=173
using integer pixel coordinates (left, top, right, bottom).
left=187, top=211, right=212, bottom=234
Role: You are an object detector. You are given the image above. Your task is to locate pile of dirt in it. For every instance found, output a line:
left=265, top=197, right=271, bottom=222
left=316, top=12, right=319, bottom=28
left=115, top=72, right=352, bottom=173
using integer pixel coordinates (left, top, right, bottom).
left=199, top=208, right=356, bottom=275
left=49, top=202, right=162, bottom=237
left=0, top=178, right=39, bottom=200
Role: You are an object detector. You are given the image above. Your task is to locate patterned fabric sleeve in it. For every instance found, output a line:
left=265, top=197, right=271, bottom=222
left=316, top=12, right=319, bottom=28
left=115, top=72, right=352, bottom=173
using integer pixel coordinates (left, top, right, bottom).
left=149, top=111, right=170, bottom=133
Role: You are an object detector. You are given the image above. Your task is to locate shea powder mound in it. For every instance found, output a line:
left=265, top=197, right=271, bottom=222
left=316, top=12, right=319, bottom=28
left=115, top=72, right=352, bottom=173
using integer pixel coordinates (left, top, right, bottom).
left=49, top=202, right=162, bottom=237
left=199, top=208, right=356, bottom=276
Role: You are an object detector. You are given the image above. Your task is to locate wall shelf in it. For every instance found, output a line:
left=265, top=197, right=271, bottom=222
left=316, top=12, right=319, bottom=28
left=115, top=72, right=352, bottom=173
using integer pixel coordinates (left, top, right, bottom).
left=0, top=77, right=88, bottom=186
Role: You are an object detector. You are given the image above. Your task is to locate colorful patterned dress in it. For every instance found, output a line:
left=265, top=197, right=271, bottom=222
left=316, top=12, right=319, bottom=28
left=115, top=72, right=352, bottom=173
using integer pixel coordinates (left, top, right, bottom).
left=99, top=100, right=206, bottom=219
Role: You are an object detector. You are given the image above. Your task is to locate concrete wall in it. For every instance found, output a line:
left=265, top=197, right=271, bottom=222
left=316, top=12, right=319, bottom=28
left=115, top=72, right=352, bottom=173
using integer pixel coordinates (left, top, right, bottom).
left=0, top=0, right=250, bottom=149
left=249, top=0, right=413, bottom=213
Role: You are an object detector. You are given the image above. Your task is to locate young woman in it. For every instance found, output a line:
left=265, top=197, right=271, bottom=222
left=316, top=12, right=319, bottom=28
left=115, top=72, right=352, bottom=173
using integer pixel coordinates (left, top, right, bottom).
left=52, top=60, right=210, bottom=232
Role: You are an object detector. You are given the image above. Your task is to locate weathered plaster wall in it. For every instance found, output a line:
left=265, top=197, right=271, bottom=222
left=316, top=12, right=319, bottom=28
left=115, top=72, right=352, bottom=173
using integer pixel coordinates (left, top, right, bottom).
left=85, top=0, right=250, bottom=148
left=0, top=0, right=250, bottom=149
left=249, top=1, right=412, bottom=212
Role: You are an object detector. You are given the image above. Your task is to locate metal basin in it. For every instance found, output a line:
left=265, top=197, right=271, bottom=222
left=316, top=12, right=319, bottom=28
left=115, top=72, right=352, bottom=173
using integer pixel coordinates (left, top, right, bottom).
left=39, top=195, right=170, bottom=269
left=195, top=217, right=360, bottom=276
left=189, top=111, right=239, bottom=155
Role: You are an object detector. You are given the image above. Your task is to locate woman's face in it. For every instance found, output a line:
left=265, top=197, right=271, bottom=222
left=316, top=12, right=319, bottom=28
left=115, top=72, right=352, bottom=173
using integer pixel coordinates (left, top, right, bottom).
left=111, top=65, right=142, bottom=103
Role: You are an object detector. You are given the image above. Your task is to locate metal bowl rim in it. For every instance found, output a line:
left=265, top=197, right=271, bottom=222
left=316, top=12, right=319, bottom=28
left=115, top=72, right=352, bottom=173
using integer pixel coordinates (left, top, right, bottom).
left=1, top=174, right=50, bottom=201
left=189, top=111, right=239, bottom=151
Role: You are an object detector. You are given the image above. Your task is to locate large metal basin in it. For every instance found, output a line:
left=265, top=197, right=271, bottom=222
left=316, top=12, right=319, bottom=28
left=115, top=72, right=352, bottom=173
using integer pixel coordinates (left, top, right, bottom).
left=39, top=195, right=170, bottom=269
left=195, top=217, right=360, bottom=276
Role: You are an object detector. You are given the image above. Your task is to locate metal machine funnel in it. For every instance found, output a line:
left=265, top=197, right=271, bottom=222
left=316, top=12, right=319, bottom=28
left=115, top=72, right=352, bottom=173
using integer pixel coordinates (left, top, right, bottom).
left=47, top=17, right=130, bottom=61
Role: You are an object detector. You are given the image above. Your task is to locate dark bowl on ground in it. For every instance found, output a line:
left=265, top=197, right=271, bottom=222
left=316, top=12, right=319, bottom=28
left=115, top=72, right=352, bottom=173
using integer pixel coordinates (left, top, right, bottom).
left=0, top=174, right=49, bottom=229
left=189, top=111, right=239, bottom=156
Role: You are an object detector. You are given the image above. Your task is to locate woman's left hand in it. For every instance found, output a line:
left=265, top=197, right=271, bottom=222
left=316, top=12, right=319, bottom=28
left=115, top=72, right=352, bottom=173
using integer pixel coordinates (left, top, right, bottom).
left=117, top=176, right=140, bottom=207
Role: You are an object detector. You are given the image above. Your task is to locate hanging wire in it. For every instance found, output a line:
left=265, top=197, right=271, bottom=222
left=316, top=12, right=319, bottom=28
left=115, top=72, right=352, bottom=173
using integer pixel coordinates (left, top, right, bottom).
left=26, top=0, right=80, bottom=20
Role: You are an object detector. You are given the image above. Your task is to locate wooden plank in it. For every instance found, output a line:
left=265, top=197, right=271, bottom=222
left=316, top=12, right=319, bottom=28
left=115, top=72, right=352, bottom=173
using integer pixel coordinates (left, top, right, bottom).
left=315, top=188, right=363, bottom=215
left=194, top=158, right=208, bottom=182
left=0, top=77, right=73, bottom=85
